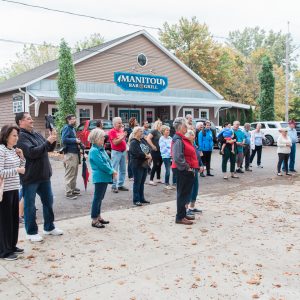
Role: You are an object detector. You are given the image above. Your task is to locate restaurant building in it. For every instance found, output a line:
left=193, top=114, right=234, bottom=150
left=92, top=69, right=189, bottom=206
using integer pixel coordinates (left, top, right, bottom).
left=0, top=30, right=250, bottom=135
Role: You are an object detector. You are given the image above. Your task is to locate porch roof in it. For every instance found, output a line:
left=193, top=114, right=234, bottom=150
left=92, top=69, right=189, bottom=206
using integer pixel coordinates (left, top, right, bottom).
left=29, top=89, right=251, bottom=109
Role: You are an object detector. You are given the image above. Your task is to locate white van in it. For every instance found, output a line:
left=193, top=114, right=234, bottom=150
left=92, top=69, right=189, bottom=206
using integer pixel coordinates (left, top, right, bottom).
left=250, top=121, right=288, bottom=146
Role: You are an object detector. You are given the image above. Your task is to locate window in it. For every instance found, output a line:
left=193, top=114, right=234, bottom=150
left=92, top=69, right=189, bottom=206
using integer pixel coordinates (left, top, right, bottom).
left=76, top=105, right=93, bottom=125
left=267, top=123, right=277, bottom=128
left=144, top=108, right=155, bottom=123
left=137, top=53, right=147, bottom=67
left=109, top=107, right=115, bottom=121
left=12, top=93, right=24, bottom=113
left=199, top=109, right=209, bottom=120
left=280, top=122, right=288, bottom=128
left=48, top=104, right=58, bottom=123
left=183, top=108, right=194, bottom=118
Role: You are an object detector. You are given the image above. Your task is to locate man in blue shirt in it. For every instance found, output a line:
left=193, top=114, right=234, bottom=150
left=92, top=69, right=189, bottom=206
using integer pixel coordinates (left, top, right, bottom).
left=233, top=121, right=245, bottom=173
left=286, top=120, right=298, bottom=172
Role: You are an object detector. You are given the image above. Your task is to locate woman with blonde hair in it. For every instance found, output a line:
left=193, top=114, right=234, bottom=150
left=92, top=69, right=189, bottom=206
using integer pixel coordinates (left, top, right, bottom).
left=129, top=127, right=152, bottom=206
left=277, top=128, right=292, bottom=176
left=159, top=125, right=176, bottom=189
left=146, top=120, right=163, bottom=185
left=88, top=129, right=117, bottom=228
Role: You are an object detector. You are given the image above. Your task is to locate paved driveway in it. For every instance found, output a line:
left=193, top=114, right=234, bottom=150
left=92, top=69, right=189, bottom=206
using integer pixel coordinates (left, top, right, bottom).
left=33, top=145, right=300, bottom=223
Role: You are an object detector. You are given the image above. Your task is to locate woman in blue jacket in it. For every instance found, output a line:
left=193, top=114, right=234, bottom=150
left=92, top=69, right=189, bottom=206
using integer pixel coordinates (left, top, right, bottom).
left=198, top=121, right=214, bottom=176
left=88, top=129, right=117, bottom=228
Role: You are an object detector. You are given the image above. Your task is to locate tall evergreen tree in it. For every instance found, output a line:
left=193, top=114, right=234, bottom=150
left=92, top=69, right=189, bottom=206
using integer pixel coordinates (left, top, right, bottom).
left=248, top=106, right=254, bottom=123
left=240, top=110, right=246, bottom=125
left=55, top=39, right=77, bottom=137
left=258, top=56, right=275, bottom=120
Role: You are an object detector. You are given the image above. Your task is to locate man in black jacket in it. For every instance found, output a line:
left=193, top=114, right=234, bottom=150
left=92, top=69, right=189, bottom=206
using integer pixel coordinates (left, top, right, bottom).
left=16, top=112, right=63, bottom=242
left=61, top=114, right=81, bottom=199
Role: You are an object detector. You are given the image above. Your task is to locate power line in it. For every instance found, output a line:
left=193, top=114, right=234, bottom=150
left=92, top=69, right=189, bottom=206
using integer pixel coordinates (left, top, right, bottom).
left=0, top=37, right=161, bottom=59
left=0, top=0, right=160, bottom=30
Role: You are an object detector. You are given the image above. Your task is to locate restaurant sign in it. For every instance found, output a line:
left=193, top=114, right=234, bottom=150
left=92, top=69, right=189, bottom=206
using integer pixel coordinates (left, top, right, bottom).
left=114, top=72, right=168, bottom=93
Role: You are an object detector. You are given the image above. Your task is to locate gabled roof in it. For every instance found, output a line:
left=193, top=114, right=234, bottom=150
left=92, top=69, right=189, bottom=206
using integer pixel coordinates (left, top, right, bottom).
left=0, top=30, right=223, bottom=99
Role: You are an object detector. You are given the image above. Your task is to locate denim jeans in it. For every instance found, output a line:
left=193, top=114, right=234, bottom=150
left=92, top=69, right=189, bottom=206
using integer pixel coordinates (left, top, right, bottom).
left=22, top=180, right=55, bottom=235
left=189, top=169, right=199, bottom=203
left=132, top=166, right=147, bottom=203
left=111, top=150, right=126, bottom=189
left=162, top=158, right=176, bottom=185
left=91, top=183, right=108, bottom=219
left=289, top=143, right=296, bottom=171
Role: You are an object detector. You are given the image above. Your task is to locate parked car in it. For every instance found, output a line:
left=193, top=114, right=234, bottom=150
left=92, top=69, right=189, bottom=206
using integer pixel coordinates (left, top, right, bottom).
left=76, top=119, right=113, bottom=150
left=250, top=121, right=288, bottom=146
left=295, top=122, right=300, bottom=142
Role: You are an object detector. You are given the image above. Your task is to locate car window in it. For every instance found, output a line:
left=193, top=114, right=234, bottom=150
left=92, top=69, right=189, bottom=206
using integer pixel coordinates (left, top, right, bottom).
left=295, top=123, right=300, bottom=130
left=88, top=120, right=97, bottom=130
left=102, top=121, right=113, bottom=130
left=77, top=123, right=84, bottom=131
left=260, top=123, right=266, bottom=129
left=267, top=123, right=277, bottom=128
left=280, top=122, right=288, bottom=128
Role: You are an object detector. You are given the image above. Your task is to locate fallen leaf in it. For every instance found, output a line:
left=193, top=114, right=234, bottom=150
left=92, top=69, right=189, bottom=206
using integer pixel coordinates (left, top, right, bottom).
left=247, top=274, right=262, bottom=285
left=272, top=283, right=281, bottom=288
left=191, top=241, right=197, bottom=245
left=191, top=283, right=198, bottom=288
left=210, top=282, right=217, bottom=288
left=252, top=294, right=260, bottom=299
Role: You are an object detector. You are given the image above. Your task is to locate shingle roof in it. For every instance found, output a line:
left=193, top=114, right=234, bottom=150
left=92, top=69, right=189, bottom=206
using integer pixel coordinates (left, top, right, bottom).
left=0, top=32, right=137, bottom=93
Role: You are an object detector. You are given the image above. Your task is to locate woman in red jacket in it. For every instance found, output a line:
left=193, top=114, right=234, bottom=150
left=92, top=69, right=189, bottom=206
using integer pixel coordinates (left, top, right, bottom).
left=171, top=117, right=199, bottom=225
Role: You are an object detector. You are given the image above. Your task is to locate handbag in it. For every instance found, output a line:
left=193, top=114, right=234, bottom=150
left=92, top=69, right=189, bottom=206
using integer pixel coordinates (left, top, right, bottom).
left=0, top=176, right=4, bottom=202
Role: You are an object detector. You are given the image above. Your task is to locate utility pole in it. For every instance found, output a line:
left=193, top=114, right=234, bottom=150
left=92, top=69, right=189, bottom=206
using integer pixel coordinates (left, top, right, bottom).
left=285, top=21, right=290, bottom=122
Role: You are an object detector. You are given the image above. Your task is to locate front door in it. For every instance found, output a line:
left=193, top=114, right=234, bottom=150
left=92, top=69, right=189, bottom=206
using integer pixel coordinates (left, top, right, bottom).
left=119, top=109, right=141, bottom=124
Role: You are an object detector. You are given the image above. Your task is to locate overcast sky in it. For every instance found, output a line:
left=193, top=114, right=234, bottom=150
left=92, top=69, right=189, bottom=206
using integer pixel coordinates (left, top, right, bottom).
left=1, top=0, right=300, bottom=69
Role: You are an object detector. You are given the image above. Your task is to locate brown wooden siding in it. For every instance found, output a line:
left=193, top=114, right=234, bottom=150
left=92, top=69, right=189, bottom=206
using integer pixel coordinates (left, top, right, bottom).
left=48, top=35, right=210, bottom=92
left=0, top=91, right=18, bottom=128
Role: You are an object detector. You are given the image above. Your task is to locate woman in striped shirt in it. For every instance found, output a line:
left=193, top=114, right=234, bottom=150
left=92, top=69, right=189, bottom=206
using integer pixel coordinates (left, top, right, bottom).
left=0, top=125, right=26, bottom=261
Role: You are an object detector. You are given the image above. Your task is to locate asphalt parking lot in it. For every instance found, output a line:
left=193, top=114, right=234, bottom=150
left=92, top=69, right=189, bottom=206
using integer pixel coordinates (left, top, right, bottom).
left=32, top=145, right=300, bottom=223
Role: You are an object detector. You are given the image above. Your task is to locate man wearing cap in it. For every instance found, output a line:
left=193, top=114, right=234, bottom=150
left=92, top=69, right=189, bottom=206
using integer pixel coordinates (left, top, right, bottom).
left=285, top=120, right=298, bottom=172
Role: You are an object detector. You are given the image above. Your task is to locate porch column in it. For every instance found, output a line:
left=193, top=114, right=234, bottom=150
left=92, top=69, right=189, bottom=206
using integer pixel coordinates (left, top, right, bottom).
left=101, top=102, right=108, bottom=118
left=175, top=105, right=182, bottom=117
left=170, top=105, right=173, bottom=120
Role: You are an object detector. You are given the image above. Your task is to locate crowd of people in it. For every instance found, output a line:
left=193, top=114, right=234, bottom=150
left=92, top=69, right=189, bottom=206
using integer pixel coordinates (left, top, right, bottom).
left=0, top=111, right=298, bottom=261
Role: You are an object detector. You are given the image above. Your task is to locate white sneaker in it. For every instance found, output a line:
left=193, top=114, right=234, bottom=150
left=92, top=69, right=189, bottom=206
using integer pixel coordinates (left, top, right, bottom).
left=164, top=185, right=173, bottom=190
left=149, top=181, right=157, bottom=186
left=43, top=228, right=64, bottom=236
left=26, top=234, right=43, bottom=242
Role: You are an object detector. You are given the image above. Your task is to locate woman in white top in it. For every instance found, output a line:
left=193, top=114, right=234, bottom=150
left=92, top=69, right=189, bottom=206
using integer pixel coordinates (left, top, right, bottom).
left=277, top=128, right=292, bottom=176
left=250, top=123, right=265, bottom=168
left=0, top=125, right=26, bottom=261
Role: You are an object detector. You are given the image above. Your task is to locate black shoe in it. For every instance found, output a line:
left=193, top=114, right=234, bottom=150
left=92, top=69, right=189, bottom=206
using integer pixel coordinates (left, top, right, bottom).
left=134, top=202, right=143, bottom=206
left=118, top=186, right=129, bottom=191
left=200, top=173, right=206, bottom=177
left=14, top=247, right=24, bottom=254
left=3, top=253, right=18, bottom=261
left=141, top=200, right=150, bottom=204
left=206, top=173, right=214, bottom=176
left=245, top=168, right=252, bottom=172
left=236, top=168, right=244, bottom=174
left=74, top=188, right=80, bottom=192
left=99, top=219, right=110, bottom=224
left=111, top=188, right=118, bottom=193
left=72, top=190, right=81, bottom=196
left=66, top=194, right=77, bottom=200
left=290, top=169, right=297, bottom=172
